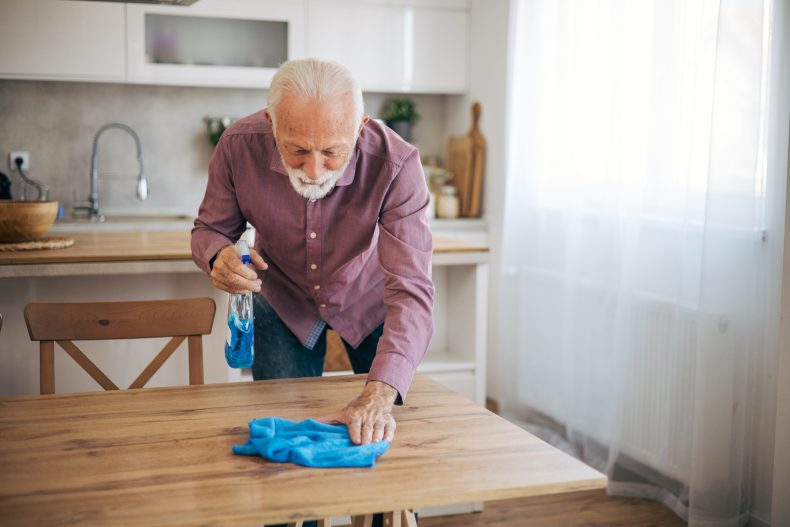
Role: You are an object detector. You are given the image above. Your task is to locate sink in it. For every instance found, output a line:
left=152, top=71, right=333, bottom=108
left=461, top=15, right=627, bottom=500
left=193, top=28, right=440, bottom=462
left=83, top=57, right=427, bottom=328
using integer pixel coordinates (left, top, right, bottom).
left=50, top=214, right=195, bottom=233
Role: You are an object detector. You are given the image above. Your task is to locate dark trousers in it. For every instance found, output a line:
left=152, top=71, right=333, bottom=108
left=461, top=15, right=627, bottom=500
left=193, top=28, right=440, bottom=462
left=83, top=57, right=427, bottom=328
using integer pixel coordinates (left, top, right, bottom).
left=252, top=295, right=384, bottom=380
left=252, top=295, right=388, bottom=527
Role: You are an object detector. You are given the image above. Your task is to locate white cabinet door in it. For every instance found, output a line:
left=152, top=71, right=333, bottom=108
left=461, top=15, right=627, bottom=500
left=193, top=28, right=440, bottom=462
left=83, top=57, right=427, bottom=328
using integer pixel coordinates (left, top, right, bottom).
left=0, top=0, right=125, bottom=82
left=306, top=0, right=467, bottom=93
left=412, top=8, right=467, bottom=92
left=307, top=2, right=406, bottom=92
left=126, top=0, right=306, bottom=88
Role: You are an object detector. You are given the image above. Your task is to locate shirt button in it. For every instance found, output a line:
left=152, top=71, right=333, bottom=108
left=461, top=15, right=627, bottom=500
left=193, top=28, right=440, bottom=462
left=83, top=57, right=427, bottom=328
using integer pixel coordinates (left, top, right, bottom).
left=319, top=303, right=326, bottom=308
left=314, top=284, right=320, bottom=290
left=309, top=232, right=317, bottom=239
left=310, top=263, right=317, bottom=270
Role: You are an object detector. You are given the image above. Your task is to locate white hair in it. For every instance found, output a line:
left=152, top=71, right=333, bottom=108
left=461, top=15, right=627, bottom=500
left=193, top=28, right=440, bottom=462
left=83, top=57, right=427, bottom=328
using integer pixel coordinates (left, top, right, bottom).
left=267, top=58, right=365, bottom=126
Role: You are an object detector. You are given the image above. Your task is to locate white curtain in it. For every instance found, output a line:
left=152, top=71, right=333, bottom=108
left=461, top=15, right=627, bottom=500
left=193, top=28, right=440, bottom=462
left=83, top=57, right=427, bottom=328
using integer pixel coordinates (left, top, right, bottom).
left=499, top=0, right=785, bottom=524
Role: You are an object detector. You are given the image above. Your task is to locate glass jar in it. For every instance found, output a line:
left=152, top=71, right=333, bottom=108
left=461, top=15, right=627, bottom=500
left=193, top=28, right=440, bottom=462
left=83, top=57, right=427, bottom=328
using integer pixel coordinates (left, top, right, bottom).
left=426, top=190, right=436, bottom=220
left=437, top=185, right=460, bottom=219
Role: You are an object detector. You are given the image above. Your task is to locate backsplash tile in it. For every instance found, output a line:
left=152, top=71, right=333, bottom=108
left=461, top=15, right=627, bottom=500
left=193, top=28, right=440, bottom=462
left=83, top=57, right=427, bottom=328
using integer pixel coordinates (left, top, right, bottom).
left=0, top=80, right=445, bottom=217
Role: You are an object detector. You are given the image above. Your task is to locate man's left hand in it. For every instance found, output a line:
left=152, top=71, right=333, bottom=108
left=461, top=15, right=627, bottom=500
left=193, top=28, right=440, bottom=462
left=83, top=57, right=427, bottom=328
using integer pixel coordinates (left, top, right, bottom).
left=336, top=381, right=398, bottom=445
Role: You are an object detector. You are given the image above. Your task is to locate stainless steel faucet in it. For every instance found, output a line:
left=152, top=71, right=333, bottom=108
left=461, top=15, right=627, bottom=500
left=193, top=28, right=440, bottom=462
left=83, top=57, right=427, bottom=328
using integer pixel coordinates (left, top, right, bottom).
left=74, top=123, right=148, bottom=220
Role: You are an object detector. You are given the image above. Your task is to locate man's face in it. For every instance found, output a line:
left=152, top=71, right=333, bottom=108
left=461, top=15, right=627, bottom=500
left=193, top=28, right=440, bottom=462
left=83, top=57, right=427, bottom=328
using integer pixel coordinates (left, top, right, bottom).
left=266, top=94, right=367, bottom=200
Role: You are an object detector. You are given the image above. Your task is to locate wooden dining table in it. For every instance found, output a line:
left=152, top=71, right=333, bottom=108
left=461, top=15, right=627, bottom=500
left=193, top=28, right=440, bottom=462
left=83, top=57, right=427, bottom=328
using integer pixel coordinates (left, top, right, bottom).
left=0, top=374, right=606, bottom=526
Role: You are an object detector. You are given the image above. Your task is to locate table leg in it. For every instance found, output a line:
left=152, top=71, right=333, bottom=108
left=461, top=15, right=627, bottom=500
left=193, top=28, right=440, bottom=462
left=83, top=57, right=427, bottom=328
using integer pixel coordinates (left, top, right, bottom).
left=401, top=510, right=418, bottom=527
left=283, top=519, right=331, bottom=527
left=385, top=510, right=416, bottom=527
left=351, top=515, right=373, bottom=527
left=383, top=512, right=401, bottom=527
left=352, top=510, right=417, bottom=527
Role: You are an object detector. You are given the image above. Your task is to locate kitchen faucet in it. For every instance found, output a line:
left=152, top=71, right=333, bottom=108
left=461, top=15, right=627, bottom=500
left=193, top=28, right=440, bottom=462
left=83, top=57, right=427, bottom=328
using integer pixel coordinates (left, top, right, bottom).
left=74, top=123, right=148, bottom=220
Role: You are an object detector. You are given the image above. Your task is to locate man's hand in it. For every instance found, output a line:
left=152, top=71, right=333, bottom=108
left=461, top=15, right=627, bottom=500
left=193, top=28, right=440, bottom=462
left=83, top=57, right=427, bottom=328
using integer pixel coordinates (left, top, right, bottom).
left=336, top=381, right=398, bottom=445
left=210, top=244, right=268, bottom=294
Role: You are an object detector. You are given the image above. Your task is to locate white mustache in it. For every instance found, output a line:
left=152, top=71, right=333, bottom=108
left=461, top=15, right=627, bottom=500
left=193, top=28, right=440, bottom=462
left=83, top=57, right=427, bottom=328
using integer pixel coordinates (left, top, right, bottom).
left=296, top=170, right=334, bottom=185
left=277, top=148, right=354, bottom=200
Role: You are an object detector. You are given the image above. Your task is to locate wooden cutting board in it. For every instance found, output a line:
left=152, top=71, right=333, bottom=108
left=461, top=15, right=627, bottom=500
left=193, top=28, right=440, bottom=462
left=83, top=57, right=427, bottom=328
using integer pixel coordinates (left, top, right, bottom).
left=446, top=102, right=485, bottom=217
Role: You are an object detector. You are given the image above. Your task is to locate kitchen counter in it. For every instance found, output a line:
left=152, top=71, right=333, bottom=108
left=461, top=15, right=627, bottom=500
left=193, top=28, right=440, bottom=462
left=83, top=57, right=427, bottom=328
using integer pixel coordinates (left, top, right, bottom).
left=0, top=231, right=489, bottom=277
left=1, top=230, right=490, bottom=408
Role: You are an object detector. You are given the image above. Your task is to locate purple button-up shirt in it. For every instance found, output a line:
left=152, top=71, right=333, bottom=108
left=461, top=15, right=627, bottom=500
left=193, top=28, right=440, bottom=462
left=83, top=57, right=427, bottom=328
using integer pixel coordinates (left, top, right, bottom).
left=191, top=112, right=434, bottom=401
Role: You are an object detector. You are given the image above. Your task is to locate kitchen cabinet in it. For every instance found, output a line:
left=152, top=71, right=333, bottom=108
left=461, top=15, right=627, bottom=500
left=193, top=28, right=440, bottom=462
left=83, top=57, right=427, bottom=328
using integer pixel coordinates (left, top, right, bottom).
left=424, top=249, right=488, bottom=404
left=126, top=0, right=306, bottom=88
left=306, top=0, right=468, bottom=93
left=411, top=5, right=469, bottom=93
left=0, top=0, right=125, bottom=82
left=0, top=0, right=467, bottom=93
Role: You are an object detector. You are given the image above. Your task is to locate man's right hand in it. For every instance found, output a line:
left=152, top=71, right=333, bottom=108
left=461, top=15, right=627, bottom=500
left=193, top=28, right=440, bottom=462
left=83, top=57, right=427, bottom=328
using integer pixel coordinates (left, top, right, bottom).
left=210, top=244, right=268, bottom=294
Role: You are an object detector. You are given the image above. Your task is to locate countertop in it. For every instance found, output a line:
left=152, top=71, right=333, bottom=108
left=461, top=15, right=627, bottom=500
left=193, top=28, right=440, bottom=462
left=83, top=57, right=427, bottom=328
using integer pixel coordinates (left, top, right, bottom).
left=0, top=231, right=489, bottom=278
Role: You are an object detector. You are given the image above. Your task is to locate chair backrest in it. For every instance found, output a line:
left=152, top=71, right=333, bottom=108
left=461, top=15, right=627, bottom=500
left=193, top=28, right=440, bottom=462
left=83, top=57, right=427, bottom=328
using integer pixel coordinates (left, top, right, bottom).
left=24, top=297, right=216, bottom=394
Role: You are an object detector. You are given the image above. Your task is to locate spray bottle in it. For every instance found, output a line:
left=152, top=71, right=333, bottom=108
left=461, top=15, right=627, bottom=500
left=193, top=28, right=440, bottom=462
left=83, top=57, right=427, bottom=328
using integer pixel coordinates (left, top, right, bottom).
left=224, top=239, right=254, bottom=368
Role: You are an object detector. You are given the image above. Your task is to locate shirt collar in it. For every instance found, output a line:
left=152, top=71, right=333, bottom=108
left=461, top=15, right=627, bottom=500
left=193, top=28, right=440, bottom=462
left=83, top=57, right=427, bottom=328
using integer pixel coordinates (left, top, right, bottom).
left=269, top=145, right=288, bottom=176
left=335, top=148, right=357, bottom=187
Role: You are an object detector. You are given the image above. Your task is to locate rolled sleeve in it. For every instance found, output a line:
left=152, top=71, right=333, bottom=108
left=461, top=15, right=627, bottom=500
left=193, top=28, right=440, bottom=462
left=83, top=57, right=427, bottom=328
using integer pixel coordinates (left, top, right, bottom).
left=191, top=136, right=248, bottom=273
left=370, top=149, right=435, bottom=403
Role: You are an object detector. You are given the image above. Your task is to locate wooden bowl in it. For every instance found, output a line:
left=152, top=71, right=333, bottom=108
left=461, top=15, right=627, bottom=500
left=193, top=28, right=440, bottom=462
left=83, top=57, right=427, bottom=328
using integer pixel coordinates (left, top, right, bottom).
left=0, top=200, right=59, bottom=242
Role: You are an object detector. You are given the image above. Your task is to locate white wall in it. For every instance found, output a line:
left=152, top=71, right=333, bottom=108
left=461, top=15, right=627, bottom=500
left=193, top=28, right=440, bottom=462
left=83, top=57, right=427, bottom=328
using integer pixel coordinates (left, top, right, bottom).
left=444, top=0, right=511, bottom=402
left=770, top=1, right=790, bottom=524
left=771, top=133, right=790, bottom=526
left=744, top=0, right=790, bottom=523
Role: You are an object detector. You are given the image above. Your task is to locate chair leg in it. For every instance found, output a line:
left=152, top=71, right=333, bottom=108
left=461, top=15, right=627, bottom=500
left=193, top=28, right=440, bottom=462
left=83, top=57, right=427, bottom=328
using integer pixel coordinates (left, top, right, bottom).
left=40, top=341, right=55, bottom=394
left=187, top=335, right=204, bottom=385
left=317, top=519, right=332, bottom=527
left=285, top=522, right=303, bottom=527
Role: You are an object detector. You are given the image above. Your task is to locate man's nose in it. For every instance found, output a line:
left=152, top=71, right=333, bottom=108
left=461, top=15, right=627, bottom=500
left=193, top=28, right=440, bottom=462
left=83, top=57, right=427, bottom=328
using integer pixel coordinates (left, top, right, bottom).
left=303, top=152, right=326, bottom=181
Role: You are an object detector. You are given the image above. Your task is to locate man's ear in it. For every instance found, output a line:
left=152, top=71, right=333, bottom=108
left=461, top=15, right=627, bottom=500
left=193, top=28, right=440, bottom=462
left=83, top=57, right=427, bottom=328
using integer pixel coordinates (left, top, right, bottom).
left=358, top=114, right=370, bottom=135
left=263, top=108, right=274, bottom=126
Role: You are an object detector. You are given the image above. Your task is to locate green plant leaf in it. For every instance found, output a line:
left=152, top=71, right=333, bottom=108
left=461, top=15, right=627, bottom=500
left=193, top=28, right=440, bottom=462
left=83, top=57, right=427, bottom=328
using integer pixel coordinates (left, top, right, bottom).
left=381, top=97, right=420, bottom=123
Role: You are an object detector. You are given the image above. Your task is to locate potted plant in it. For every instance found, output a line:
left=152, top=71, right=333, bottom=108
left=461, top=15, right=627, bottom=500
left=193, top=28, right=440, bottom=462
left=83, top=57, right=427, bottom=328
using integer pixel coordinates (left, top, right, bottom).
left=381, top=98, right=420, bottom=142
left=204, top=116, right=234, bottom=146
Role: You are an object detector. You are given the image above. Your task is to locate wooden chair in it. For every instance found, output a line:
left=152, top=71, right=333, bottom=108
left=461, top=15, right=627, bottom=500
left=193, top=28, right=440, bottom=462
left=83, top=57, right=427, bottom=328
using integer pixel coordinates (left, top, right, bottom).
left=324, top=329, right=353, bottom=372
left=24, top=298, right=216, bottom=394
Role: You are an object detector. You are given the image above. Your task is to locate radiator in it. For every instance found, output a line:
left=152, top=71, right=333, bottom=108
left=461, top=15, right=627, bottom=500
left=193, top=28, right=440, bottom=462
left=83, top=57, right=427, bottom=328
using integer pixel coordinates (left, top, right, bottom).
left=616, top=296, right=698, bottom=482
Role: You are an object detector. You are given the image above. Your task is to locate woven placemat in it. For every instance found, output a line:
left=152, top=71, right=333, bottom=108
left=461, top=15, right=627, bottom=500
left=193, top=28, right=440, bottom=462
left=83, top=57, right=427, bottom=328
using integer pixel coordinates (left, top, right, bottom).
left=0, top=236, right=75, bottom=252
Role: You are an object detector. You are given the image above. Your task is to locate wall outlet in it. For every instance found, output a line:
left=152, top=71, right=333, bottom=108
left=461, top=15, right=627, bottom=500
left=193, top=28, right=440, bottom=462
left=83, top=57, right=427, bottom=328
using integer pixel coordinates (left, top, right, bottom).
left=9, top=151, right=30, bottom=171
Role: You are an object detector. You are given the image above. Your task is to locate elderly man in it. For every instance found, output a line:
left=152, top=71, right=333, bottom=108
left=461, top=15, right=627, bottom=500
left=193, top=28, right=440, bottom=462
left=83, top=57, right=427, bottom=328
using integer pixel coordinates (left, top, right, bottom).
left=191, top=59, right=434, bottom=448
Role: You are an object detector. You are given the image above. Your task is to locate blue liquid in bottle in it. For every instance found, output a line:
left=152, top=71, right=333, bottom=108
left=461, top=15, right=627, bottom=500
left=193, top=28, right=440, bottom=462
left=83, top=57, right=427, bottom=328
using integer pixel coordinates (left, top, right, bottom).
left=225, top=309, right=253, bottom=368
left=224, top=240, right=254, bottom=368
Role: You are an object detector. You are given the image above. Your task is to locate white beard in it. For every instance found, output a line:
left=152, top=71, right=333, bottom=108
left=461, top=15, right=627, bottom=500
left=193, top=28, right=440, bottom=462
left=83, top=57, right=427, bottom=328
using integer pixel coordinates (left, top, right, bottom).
left=280, top=152, right=351, bottom=200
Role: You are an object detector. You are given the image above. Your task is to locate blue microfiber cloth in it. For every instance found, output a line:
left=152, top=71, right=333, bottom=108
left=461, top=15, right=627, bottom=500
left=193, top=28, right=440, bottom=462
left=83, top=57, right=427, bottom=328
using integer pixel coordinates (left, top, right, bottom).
left=232, top=417, right=391, bottom=468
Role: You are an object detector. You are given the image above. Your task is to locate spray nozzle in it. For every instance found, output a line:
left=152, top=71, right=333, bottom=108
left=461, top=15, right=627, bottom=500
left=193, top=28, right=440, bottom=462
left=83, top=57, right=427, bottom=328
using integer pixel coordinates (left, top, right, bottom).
left=236, top=240, right=251, bottom=265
